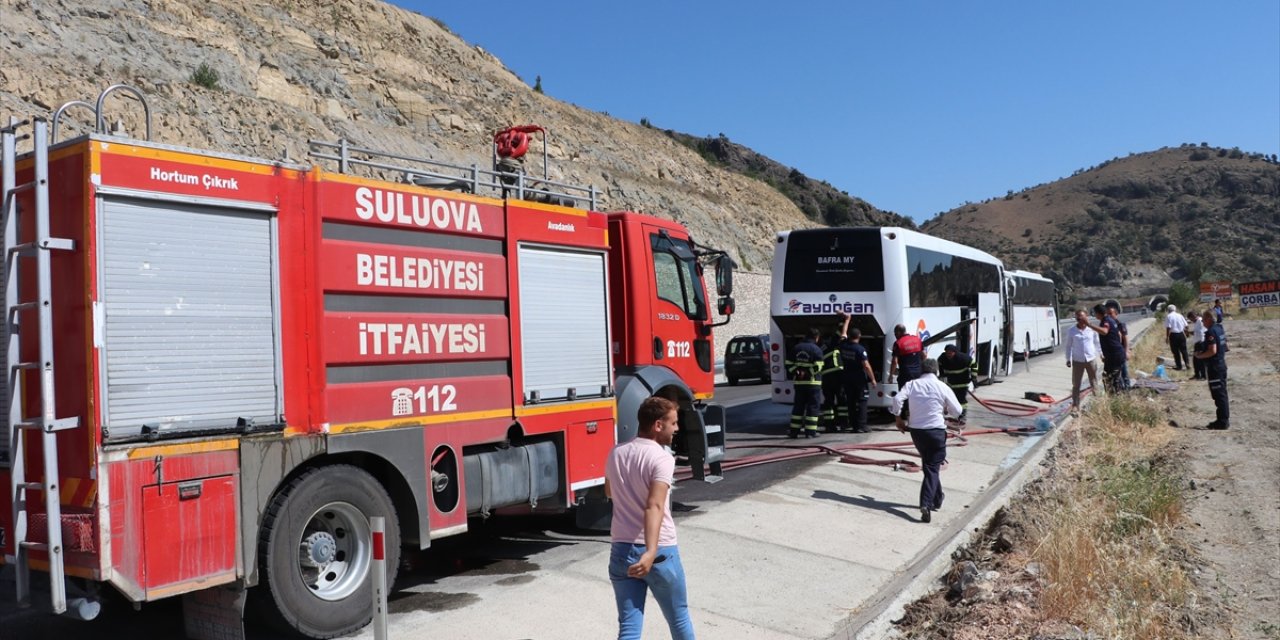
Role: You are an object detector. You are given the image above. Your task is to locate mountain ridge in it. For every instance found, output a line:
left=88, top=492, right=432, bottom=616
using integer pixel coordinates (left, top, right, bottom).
left=2, top=0, right=1275, bottom=302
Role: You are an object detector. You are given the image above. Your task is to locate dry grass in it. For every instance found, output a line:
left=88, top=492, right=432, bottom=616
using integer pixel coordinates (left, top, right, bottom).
left=1027, top=327, right=1196, bottom=639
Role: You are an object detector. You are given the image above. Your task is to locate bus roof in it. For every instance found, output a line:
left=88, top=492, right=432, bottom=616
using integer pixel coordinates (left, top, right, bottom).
left=777, top=226, right=1004, bottom=267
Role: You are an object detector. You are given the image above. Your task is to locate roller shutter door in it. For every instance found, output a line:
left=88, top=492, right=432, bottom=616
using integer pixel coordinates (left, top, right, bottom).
left=518, top=246, right=611, bottom=402
left=100, top=198, right=280, bottom=438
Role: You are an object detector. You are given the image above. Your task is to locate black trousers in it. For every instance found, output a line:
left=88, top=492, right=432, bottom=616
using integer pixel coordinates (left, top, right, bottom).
left=1102, top=351, right=1126, bottom=394
left=1169, top=333, right=1190, bottom=370
left=1192, top=342, right=1207, bottom=379
left=842, top=379, right=869, bottom=431
left=1207, top=362, right=1229, bottom=424
left=791, top=384, right=823, bottom=432
left=909, top=428, right=947, bottom=511
left=821, top=374, right=843, bottom=428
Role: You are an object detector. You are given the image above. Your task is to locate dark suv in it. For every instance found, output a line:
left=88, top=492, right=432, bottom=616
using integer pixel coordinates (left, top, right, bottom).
left=724, top=334, right=770, bottom=385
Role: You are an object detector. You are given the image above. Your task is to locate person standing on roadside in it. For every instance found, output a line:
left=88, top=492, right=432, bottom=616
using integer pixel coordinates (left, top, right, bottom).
left=1213, top=298, right=1226, bottom=325
left=836, top=311, right=877, bottom=433
left=892, top=358, right=962, bottom=523
left=1109, top=305, right=1132, bottom=390
left=1194, top=312, right=1230, bottom=430
left=1189, top=310, right=1207, bottom=380
left=1164, top=304, right=1190, bottom=371
left=605, top=397, right=696, bottom=640
left=1094, top=304, right=1125, bottom=394
left=1066, top=309, right=1102, bottom=417
left=786, top=328, right=826, bottom=439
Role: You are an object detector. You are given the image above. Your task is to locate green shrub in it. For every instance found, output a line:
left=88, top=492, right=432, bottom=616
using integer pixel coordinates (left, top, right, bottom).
left=1167, top=281, right=1197, bottom=310
left=190, top=63, right=221, bottom=90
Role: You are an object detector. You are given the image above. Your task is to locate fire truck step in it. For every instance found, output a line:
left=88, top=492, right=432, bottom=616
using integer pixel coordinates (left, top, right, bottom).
left=19, top=541, right=50, bottom=552
left=9, top=301, right=39, bottom=312
left=29, top=512, right=96, bottom=552
left=17, top=481, right=46, bottom=491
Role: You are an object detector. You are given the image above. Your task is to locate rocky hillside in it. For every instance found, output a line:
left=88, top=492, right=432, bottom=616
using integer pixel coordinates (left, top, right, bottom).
left=0, top=0, right=827, bottom=272
left=663, top=130, right=916, bottom=233
left=922, top=146, right=1280, bottom=302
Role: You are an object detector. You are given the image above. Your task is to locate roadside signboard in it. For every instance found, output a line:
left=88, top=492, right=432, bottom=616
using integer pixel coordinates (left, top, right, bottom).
left=1199, top=280, right=1233, bottom=302
left=1238, top=279, right=1280, bottom=309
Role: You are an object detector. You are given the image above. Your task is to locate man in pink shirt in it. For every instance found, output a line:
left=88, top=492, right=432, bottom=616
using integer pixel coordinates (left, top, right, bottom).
left=605, top=396, right=695, bottom=639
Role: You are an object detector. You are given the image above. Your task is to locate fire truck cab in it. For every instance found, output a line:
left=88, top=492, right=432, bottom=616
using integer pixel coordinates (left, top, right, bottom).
left=0, top=86, right=731, bottom=638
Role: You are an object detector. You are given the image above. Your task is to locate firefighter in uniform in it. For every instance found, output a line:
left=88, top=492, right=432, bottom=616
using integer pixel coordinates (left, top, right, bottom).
left=889, top=324, right=924, bottom=420
left=786, top=327, right=826, bottom=439
left=836, top=311, right=877, bottom=432
left=937, top=343, right=977, bottom=423
left=820, top=329, right=844, bottom=432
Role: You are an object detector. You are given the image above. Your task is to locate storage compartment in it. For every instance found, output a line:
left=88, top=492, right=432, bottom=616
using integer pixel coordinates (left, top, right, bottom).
left=142, top=475, right=237, bottom=592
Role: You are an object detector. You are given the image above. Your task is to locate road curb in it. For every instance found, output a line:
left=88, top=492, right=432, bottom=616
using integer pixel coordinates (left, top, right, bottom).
left=830, top=414, right=1071, bottom=640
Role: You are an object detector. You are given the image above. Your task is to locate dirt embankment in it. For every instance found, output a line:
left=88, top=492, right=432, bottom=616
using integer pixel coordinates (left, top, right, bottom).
left=893, top=315, right=1280, bottom=639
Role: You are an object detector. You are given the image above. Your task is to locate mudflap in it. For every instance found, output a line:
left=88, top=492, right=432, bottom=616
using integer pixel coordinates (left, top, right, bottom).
left=183, top=586, right=248, bottom=640
left=574, top=485, right=612, bottom=531
left=683, top=403, right=725, bottom=483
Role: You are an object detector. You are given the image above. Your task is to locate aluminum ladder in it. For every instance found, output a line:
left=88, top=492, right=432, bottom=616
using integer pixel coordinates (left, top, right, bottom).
left=2, top=116, right=80, bottom=614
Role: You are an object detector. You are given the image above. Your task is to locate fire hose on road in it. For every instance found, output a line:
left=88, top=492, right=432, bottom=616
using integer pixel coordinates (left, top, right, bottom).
left=675, top=423, right=1047, bottom=481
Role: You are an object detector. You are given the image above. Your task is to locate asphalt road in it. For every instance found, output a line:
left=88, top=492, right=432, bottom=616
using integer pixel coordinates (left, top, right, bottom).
left=1, top=383, right=794, bottom=640
left=1, top=346, right=1079, bottom=639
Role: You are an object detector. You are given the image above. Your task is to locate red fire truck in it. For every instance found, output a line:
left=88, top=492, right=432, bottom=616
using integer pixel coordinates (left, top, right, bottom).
left=0, top=86, right=733, bottom=638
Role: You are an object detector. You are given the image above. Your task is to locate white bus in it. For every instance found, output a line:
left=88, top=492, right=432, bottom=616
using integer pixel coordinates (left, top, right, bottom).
left=1007, top=269, right=1059, bottom=357
left=768, top=227, right=1009, bottom=410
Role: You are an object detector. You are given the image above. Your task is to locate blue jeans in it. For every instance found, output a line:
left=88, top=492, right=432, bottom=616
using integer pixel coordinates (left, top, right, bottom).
left=608, top=543, right=695, bottom=640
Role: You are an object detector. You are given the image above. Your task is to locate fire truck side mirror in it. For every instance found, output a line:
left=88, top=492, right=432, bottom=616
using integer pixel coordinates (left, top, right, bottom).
left=715, top=255, right=735, bottom=297
left=717, top=296, right=735, bottom=317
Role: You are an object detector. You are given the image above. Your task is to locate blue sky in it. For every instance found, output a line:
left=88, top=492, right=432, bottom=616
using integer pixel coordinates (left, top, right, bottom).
left=403, top=1, right=1279, bottom=224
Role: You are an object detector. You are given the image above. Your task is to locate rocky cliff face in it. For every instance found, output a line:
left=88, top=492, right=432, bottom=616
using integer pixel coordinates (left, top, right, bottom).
left=0, top=0, right=819, bottom=271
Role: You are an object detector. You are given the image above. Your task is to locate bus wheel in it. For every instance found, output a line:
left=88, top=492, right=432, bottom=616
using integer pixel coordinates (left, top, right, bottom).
left=253, top=465, right=400, bottom=639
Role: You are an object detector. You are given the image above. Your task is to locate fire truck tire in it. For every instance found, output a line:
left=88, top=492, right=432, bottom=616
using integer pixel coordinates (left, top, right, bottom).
left=252, top=465, right=401, bottom=639
left=728, top=376, right=739, bottom=386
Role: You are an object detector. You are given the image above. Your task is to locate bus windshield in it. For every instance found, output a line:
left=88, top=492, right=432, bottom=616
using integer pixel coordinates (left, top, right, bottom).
left=782, top=228, right=884, bottom=293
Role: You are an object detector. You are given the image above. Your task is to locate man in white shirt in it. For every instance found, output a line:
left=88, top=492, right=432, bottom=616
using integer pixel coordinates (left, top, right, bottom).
left=1065, top=309, right=1102, bottom=417
left=1164, top=304, right=1190, bottom=371
left=891, top=358, right=962, bottom=523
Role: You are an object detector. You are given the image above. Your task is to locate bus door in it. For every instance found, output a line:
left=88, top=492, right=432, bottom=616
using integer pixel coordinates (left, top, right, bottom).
left=976, top=291, right=1002, bottom=379
left=959, top=307, right=974, bottom=355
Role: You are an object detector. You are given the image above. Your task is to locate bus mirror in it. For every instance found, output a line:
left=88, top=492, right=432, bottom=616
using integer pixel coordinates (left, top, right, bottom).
left=717, top=296, right=735, bottom=316
left=715, top=256, right=735, bottom=297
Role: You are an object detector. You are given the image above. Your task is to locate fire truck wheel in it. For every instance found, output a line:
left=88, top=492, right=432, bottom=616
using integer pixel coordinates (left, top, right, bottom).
left=253, top=464, right=401, bottom=639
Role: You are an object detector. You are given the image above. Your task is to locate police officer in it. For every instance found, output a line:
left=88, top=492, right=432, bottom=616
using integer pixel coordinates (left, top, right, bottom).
left=937, top=343, right=977, bottom=423
left=836, top=311, right=877, bottom=432
left=819, top=327, right=844, bottom=432
left=786, top=327, right=826, bottom=438
left=1093, top=304, right=1125, bottom=394
left=1194, top=311, right=1229, bottom=429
